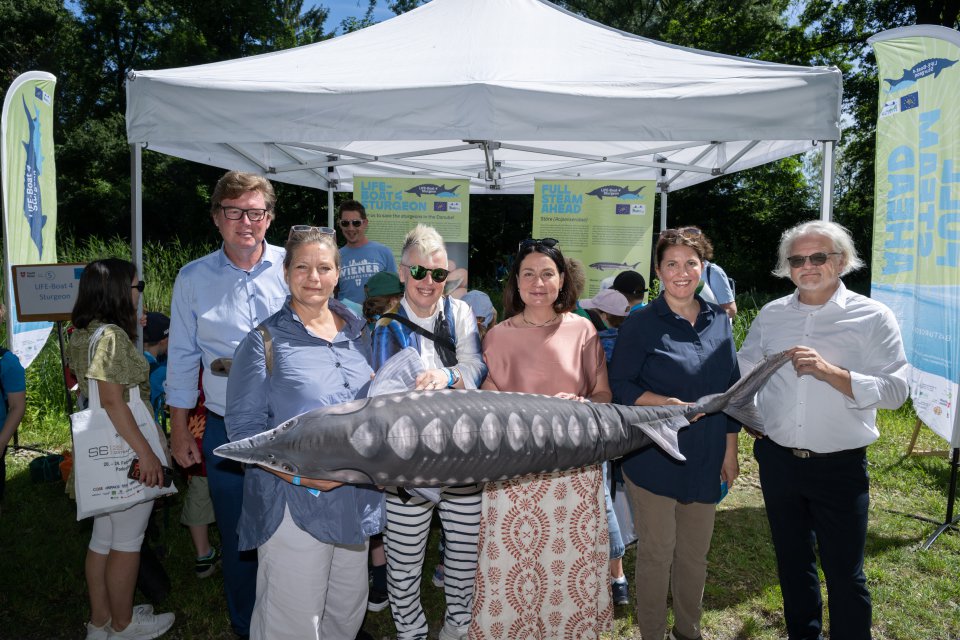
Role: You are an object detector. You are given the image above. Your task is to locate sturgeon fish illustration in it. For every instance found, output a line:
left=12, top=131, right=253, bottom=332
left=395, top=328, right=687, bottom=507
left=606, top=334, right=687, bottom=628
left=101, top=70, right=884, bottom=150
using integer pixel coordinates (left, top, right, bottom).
left=589, top=260, right=641, bottom=271
left=405, top=183, right=460, bottom=198
left=215, top=350, right=789, bottom=487
left=884, top=57, right=958, bottom=93
left=586, top=185, right=644, bottom=200
left=21, top=96, right=48, bottom=258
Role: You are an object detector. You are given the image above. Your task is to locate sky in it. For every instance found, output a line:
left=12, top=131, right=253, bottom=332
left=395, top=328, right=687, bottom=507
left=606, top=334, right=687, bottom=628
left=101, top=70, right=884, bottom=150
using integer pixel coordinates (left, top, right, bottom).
left=311, top=0, right=399, bottom=34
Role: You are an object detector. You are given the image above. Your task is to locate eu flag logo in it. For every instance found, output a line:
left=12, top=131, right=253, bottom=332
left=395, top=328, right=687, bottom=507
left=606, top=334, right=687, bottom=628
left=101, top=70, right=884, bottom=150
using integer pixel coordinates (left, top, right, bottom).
left=434, top=202, right=447, bottom=212
left=900, top=92, right=919, bottom=111
left=615, top=205, right=630, bottom=215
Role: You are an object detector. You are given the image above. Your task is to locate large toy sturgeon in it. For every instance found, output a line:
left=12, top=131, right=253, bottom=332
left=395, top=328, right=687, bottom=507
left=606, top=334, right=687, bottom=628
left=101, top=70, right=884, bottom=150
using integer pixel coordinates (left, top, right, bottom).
left=215, top=350, right=789, bottom=487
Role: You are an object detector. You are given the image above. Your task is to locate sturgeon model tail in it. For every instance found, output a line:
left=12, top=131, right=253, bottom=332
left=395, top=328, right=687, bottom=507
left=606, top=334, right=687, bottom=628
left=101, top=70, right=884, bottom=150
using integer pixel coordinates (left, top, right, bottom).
left=215, top=350, right=789, bottom=488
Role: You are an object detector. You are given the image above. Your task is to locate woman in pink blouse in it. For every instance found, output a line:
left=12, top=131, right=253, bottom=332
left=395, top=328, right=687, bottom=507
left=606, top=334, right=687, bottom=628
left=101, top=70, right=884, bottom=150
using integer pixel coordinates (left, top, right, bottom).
left=469, top=238, right=612, bottom=640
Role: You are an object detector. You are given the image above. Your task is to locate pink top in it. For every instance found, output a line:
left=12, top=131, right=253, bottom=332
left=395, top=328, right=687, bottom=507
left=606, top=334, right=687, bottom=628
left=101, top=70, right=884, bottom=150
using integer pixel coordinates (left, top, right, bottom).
left=480, top=312, right=611, bottom=402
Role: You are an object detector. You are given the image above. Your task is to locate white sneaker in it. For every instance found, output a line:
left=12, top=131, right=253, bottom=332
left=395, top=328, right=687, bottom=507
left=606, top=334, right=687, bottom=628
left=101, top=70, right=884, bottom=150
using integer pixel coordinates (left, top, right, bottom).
left=85, top=620, right=110, bottom=640
left=438, top=622, right=469, bottom=640
left=108, top=609, right=174, bottom=639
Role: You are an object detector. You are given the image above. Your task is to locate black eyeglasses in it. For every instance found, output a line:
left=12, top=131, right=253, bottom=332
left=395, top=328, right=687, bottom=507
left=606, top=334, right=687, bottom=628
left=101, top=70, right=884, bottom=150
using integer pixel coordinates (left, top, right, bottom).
left=787, top=252, right=841, bottom=268
left=219, top=205, right=269, bottom=222
left=288, top=225, right=336, bottom=240
left=340, top=219, right=363, bottom=228
left=403, top=263, right=450, bottom=282
left=131, top=280, right=146, bottom=292
left=661, top=228, right=702, bottom=240
left=517, top=237, right=559, bottom=252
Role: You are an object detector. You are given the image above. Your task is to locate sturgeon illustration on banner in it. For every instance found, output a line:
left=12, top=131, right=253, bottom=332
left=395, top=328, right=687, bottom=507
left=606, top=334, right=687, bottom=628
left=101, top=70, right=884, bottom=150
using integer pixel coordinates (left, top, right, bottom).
left=1, top=72, right=58, bottom=368
left=869, top=26, right=960, bottom=447
left=533, top=178, right=654, bottom=297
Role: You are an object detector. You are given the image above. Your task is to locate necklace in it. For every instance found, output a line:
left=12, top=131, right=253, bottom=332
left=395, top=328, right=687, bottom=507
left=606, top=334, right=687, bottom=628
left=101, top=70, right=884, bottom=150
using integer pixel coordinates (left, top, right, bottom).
left=521, top=311, right=559, bottom=327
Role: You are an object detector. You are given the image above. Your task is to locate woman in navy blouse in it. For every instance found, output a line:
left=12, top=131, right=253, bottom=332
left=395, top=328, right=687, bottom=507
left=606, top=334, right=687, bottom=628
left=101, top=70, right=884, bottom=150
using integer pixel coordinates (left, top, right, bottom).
left=609, top=228, right=740, bottom=640
left=226, top=227, right=383, bottom=640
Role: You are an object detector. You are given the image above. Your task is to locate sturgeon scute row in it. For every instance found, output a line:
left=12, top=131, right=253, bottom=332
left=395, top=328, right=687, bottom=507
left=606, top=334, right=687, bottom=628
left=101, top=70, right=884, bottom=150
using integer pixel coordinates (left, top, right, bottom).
left=214, top=350, right=790, bottom=487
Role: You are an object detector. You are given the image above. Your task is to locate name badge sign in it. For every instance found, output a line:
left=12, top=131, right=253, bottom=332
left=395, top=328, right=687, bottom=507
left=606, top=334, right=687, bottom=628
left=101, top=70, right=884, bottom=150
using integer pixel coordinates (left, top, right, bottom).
left=12, top=263, right=85, bottom=321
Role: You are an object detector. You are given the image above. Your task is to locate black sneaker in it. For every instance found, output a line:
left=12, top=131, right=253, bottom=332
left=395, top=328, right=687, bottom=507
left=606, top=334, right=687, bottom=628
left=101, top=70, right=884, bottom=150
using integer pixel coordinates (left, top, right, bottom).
left=195, top=547, right=221, bottom=579
left=367, top=587, right=389, bottom=612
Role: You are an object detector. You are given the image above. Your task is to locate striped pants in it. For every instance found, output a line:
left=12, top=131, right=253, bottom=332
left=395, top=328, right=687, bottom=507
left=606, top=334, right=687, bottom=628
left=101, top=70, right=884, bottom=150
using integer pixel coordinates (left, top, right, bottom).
left=384, top=485, right=482, bottom=640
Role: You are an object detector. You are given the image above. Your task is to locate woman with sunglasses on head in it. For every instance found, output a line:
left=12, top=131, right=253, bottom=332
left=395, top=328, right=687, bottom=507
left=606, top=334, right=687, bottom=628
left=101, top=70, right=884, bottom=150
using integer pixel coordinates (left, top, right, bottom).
left=68, top=259, right=176, bottom=639
left=371, top=223, right=487, bottom=640
left=608, top=228, right=741, bottom=640
left=224, top=227, right=384, bottom=640
left=469, top=238, right=613, bottom=640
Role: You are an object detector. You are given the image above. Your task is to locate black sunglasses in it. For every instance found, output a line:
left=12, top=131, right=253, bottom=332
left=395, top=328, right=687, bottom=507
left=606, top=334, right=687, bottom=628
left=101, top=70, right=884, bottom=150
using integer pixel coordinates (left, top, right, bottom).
left=340, top=219, right=363, bottom=228
left=787, top=252, right=841, bottom=268
left=517, top=237, right=559, bottom=252
left=403, top=263, right=450, bottom=282
left=131, top=280, right=146, bottom=292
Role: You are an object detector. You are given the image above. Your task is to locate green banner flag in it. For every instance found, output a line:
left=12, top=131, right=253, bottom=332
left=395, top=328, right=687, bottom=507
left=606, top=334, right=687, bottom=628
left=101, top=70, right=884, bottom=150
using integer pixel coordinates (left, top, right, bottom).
left=2, top=72, right=57, bottom=368
left=870, top=26, right=960, bottom=446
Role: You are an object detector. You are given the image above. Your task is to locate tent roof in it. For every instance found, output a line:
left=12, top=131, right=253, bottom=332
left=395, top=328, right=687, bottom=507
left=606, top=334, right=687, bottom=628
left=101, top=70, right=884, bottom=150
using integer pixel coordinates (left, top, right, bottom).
left=125, top=0, right=842, bottom=194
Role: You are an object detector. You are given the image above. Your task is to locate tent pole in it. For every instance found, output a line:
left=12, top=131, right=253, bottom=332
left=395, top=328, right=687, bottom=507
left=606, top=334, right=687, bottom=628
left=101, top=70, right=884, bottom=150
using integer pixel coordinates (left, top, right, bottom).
left=130, top=142, right=144, bottom=352
left=659, top=166, right=668, bottom=231
left=820, top=140, right=835, bottom=222
left=327, top=155, right=336, bottom=228
left=327, top=187, right=335, bottom=229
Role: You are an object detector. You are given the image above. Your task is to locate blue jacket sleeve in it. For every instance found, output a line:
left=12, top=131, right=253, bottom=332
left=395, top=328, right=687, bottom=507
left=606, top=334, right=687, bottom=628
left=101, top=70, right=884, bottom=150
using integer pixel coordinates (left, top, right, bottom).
left=225, top=328, right=270, bottom=442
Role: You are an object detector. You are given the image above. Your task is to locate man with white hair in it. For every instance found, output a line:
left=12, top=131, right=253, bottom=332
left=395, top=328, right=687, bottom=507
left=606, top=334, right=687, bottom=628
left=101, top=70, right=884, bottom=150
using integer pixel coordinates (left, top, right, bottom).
left=371, top=224, right=487, bottom=640
left=738, top=220, right=909, bottom=640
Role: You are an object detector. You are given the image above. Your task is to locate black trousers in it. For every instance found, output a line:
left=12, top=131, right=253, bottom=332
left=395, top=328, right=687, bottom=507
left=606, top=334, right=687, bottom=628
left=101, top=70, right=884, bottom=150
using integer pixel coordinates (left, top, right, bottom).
left=754, top=437, right=872, bottom=640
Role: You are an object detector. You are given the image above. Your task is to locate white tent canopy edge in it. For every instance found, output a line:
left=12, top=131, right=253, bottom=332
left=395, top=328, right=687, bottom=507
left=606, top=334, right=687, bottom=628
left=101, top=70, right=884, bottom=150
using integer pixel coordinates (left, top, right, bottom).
left=125, top=0, right=842, bottom=245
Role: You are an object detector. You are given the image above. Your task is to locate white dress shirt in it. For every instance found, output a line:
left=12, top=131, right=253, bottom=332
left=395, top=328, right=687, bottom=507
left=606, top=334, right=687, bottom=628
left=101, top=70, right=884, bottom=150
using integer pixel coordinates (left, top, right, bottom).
left=738, top=281, right=909, bottom=452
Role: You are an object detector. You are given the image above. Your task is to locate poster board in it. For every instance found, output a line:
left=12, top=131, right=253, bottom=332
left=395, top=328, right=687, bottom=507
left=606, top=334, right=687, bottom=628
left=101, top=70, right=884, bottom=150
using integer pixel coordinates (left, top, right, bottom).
left=11, top=263, right=84, bottom=321
left=532, top=179, right=655, bottom=297
left=355, top=177, right=471, bottom=291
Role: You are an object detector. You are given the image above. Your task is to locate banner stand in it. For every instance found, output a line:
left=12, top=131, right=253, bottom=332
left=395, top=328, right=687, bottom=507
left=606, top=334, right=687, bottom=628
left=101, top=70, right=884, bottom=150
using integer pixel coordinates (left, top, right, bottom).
left=920, top=448, right=959, bottom=550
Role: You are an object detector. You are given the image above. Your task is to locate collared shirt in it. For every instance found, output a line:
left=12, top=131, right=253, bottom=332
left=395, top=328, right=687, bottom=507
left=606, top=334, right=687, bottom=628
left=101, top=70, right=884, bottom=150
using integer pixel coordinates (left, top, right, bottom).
left=737, top=281, right=909, bottom=453
left=166, top=242, right=287, bottom=415
left=609, top=295, right=740, bottom=503
left=225, top=298, right=384, bottom=549
left=371, top=296, right=487, bottom=387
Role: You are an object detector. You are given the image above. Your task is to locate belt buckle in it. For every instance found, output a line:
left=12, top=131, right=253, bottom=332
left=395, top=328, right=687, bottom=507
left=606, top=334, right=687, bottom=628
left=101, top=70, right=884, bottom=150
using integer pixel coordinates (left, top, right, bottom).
left=792, top=448, right=811, bottom=459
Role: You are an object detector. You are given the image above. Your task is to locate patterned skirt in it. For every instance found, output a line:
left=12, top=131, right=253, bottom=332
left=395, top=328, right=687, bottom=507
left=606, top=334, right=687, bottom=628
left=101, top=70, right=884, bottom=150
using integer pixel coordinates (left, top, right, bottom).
left=468, top=465, right=612, bottom=640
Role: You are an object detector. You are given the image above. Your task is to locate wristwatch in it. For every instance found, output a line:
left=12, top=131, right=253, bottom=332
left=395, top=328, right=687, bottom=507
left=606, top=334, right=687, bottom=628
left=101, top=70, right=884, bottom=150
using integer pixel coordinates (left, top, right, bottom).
left=447, top=367, right=462, bottom=388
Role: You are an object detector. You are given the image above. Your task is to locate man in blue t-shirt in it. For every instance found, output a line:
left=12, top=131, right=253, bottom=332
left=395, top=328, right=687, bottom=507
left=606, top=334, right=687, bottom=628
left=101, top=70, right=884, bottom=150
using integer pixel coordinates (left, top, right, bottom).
left=337, top=200, right=397, bottom=304
left=0, top=305, right=27, bottom=513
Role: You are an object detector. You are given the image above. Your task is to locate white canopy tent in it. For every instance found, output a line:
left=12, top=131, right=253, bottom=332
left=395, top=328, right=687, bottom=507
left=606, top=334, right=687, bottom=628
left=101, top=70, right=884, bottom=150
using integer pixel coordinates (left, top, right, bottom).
left=125, top=0, right=842, bottom=239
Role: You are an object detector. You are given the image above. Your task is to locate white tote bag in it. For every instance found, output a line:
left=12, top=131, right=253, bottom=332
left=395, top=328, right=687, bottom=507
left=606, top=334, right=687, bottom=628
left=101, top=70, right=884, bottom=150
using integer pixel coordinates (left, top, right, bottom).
left=71, top=325, right=177, bottom=520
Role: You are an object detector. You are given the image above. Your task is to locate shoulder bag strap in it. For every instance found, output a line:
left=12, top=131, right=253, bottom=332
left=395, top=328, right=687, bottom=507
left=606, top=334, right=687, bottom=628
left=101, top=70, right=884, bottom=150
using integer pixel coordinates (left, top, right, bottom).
left=380, top=312, right=456, bottom=354
left=255, top=323, right=274, bottom=375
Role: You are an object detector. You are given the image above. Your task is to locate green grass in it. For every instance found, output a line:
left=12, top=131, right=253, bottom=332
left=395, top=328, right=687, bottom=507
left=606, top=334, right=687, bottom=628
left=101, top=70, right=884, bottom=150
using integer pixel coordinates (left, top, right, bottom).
left=1, top=241, right=958, bottom=638
left=2, top=401, right=958, bottom=638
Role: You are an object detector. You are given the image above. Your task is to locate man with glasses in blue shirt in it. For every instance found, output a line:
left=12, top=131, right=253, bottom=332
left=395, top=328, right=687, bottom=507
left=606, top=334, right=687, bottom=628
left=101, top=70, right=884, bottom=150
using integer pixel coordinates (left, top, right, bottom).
left=166, top=171, right=288, bottom=639
left=337, top=200, right=397, bottom=305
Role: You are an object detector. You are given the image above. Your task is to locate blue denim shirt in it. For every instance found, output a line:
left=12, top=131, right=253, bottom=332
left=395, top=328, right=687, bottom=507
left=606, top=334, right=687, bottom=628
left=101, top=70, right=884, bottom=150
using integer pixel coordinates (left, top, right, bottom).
left=609, top=294, right=740, bottom=503
left=225, top=298, right=384, bottom=550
